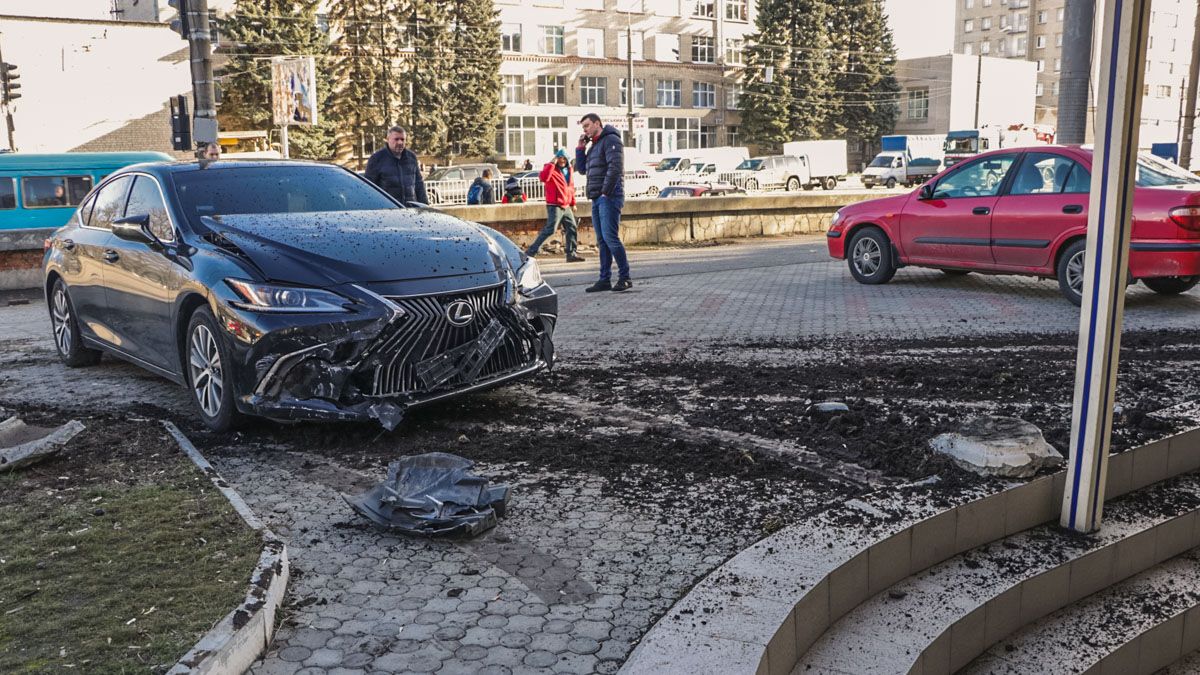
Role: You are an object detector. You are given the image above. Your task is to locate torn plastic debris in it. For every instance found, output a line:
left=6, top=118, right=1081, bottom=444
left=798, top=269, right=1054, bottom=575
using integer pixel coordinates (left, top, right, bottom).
left=343, top=452, right=510, bottom=536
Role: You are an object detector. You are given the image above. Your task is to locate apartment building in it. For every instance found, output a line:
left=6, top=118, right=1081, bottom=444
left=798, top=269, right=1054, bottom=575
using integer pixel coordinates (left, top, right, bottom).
left=893, top=54, right=1036, bottom=135
left=955, top=0, right=1197, bottom=148
left=494, top=0, right=755, bottom=162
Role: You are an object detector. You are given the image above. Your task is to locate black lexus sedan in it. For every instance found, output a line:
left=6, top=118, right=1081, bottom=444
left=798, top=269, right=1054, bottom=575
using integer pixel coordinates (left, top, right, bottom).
left=42, top=160, right=556, bottom=431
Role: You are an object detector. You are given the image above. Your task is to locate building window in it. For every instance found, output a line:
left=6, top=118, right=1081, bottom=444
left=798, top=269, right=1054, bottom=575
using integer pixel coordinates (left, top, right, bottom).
left=981, top=17, right=992, bottom=30
left=726, top=125, right=739, bottom=146
left=648, top=117, right=701, bottom=152
left=539, top=25, right=564, bottom=55
left=980, top=41, right=990, bottom=54
left=502, top=74, right=524, bottom=104
left=1053, top=82, right=1059, bottom=96
left=656, top=34, right=680, bottom=62
left=620, top=78, right=646, bottom=106
left=537, top=75, right=565, bottom=104
left=1158, top=84, right=1173, bottom=98
left=963, top=42, right=973, bottom=55
left=907, top=89, right=929, bottom=120
left=578, top=28, right=604, bottom=58
left=618, top=30, right=645, bottom=60
left=656, top=80, right=682, bottom=107
left=1036, top=82, right=1044, bottom=96
left=964, top=0, right=974, bottom=8
left=726, top=83, right=743, bottom=109
left=501, top=23, right=522, bottom=52
left=1036, top=59, right=1044, bottom=72
left=692, top=0, right=714, bottom=18
left=725, top=0, right=748, bottom=22
left=700, top=125, right=717, bottom=148
left=983, top=0, right=991, bottom=5
left=725, top=38, right=744, bottom=64
left=693, top=82, right=716, bottom=108
left=691, top=36, right=715, bottom=63
left=498, top=115, right=570, bottom=158
left=997, top=39, right=1006, bottom=55
left=964, top=19, right=973, bottom=32
left=1036, top=35, right=1045, bottom=48
left=1015, top=36, right=1026, bottom=54
left=1057, top=7, right=1064, bottom=20
left=1037, top=10, right=1046, bottom=23
left=1054, top=58, right=1061, bottom=71
left=580, top=76, right=607, bottom=105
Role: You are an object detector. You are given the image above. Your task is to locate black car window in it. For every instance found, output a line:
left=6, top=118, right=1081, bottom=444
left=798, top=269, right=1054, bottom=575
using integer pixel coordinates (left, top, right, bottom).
left=931, top=154, right=1017, bottom=199
left=0, top=177, right=14, bottom=209
left=1062, top=164, right=1091, bottom=193
left=125, top=176, right=175, bottom=242
left=76, top=194, right=95, bottom=226
left=173, top=166, right=398, bottom=226
left=88, top=176, right=134, bottom=230
left=1010, top=153, right=1077, bottom=195
left=21, top=176, right=93, bottom=208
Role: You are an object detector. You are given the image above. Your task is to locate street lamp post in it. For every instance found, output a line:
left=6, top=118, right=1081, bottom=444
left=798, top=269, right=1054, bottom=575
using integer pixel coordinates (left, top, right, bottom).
left=625, top=9, right=637, bottom=148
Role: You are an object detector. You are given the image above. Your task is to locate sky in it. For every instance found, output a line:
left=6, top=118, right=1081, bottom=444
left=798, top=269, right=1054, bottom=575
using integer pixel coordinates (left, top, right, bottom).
left=884, top=0, right=956, bottom=60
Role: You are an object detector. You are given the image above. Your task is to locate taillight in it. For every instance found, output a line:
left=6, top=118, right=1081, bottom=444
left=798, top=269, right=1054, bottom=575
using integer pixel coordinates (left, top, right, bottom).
left=1169, top=206, right=1200, bottom=231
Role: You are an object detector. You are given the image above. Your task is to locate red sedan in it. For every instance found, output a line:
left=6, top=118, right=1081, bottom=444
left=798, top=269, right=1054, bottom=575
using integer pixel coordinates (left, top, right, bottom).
left=826, top=146, right=1200, bottom=304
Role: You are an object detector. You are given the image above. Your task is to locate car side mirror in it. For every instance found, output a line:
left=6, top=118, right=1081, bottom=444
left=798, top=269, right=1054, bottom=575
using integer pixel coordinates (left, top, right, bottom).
left=112, top=214, right=162, bottom=247
left=918, top=184, right=934, bottom=200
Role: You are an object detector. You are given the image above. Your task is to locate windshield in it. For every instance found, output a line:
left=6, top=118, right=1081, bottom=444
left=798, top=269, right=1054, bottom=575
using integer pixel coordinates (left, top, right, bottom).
left=945, top=137, right=979, bottom=154
left=736, top=159, right=763, bottom=171
left=656, top=158, right=682, bottom=171
left=868, top=155, right=895, bottom=168
left=173, top=166, right=398, bottom=227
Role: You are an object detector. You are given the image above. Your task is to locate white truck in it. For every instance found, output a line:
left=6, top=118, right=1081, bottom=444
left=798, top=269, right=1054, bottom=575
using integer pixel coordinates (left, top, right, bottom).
left=655, top=147, right=750, bottom=185
left=782, top=140, right=849, bottom=190
left=862, top=135, right=947, bottom=189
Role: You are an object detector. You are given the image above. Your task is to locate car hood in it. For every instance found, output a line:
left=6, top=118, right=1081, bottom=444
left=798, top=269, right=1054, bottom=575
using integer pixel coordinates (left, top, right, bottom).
left=844, top=192, right=911, bottom=215
left=202, top=209, right=506, bottom=286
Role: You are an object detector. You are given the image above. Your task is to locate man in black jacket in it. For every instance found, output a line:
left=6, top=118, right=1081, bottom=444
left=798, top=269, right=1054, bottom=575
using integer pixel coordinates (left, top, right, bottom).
left=365, top=126, right=428, bottom=205
left=575, top=113, right=632, bottom=292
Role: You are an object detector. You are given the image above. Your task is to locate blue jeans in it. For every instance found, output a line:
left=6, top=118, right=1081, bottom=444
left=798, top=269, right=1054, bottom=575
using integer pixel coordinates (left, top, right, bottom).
left=591, top=195, right=630, bottom=281
left=526, top=206, right=578, bottom=258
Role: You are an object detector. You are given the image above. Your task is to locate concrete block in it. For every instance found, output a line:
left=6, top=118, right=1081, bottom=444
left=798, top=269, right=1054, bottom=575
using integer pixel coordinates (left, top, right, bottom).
left=1005, top=474, right=1056, bottom=535
left=984, top=589, right=1022, bottom=646
left=793, top=579, right=830, bottom=656
left=1155, top=511, right=1198, bottom=563
left=923, top=630, right=951, bottom=675
left=1168, top=430, right=1200, bottom=477
left=1019, top=565, right=1070, bottom=625
left=1181, top=604, right=1200, bottom=656
left=829, top=551, right=868, bottom=622
left=1130, top=438, right=1171, bottom=492
left=949, top=605, right=986, bottom=672
left=1099, top=639, right=1139, bottom=675
left=868, top=529, right=913, bottom=596
left=1113, top=528, right=1157, bottom=581
left=911, top=510, right=956, bottom=575
left=1137, top=613, right=1184, bottom=675
left=954, top=492, right=1007, bottom=552
left=765, top=610, right=797, bottom=675
left=1105, top=451, right=1134, bottom=499
left=1068, top=546, right=1115, bottom=603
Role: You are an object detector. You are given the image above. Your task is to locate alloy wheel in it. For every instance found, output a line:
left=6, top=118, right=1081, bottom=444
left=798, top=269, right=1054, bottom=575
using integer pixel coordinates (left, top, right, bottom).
left=51, top=286, right=72, bottom=356
left=852, top=236, right=882, bottom=277
left=1066, top=249, right=1085, bottom=296
left=188, top=324, right=224, bottom=418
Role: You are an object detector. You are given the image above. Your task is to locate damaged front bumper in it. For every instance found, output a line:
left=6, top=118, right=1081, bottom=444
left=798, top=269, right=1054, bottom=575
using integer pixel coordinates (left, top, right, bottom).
left=215, top=276, right=556, bottom=428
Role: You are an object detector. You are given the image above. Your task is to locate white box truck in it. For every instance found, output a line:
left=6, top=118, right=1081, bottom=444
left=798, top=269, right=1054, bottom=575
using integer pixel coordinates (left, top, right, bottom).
left=862, top=135, right=946, bottom=189
left=782, top=140, right=849, bottom=190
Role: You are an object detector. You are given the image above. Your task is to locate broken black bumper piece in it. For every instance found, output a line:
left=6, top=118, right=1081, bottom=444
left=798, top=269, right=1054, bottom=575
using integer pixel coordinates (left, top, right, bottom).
left=344, top=452, right=510, bottom=537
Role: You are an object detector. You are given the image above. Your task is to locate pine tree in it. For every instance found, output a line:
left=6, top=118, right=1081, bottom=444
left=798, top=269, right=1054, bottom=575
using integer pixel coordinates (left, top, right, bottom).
left=393, top=0, right=452, bottom=157
left=443, top=0, right=502, bottom=161
left=824, top=0, right=900, bottom=141
left=782, top=0, right=831, bottom=139
left=328, top=0, right=387, bottom=164
left=739, top=0, right=792, bottom=152
left=218, top=0, right=336, bottom=159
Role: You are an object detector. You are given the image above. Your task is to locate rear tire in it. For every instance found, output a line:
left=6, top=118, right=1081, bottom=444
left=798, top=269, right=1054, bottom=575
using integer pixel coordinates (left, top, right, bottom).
left=1056, top=239, right=1087, bottom=306
left=847, top=228, right=897, bottom=285
left=823, top=177, right=837, bottom=190
left=185, top=307, right=245, bottom=432
left=48, top=279, right=101, bottom=367
left=1143, top=276, right=1200, bottom=295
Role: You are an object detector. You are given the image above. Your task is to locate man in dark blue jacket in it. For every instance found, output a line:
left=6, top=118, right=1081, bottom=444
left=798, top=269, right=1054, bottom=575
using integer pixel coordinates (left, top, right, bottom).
left=365, top=126, right=428, bottom=205
left=575, top=114, right=632, bottom=292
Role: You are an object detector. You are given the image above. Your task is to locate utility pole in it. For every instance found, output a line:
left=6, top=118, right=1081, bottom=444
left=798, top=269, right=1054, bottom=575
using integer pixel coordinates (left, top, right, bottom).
left=1056, top=0, right=1095, bottom=144
left=169, top=0, right=218, bottom=156
left=1179, top=5, right=1200, bottom=169
left=974, top=54, right=982, bottom=128
left=625, top=10, right=636, bottom=148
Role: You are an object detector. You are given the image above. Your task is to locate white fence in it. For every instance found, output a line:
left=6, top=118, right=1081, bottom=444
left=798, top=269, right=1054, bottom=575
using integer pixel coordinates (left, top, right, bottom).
left=423, top=172, right=672, bottom=205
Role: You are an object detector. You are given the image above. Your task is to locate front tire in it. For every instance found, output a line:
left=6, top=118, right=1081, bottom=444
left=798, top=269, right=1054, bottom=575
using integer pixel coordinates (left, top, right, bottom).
left=847, top=228, right=897, bottom=285
left=185, top=307, right=244, bottom=432
left=48, top=279, right=101, bottom=367
left=1143, top=276, right=1200, bottom=295
left=786, top=177, right=800, bottom=191
left=885, top=178, right=897, bottom=189
left=1056, top=239, right=1086, bottom=306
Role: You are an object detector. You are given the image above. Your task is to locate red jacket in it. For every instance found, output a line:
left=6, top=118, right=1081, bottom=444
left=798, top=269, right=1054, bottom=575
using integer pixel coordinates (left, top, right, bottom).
left=539, top=162, right=576, bottom=207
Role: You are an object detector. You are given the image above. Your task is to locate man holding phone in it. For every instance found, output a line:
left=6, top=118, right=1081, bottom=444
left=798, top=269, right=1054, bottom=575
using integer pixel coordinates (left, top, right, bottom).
left=575, top=113, right=632, bottom=292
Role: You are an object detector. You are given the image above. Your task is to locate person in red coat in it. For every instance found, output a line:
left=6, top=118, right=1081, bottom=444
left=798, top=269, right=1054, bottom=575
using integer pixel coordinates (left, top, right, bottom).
left=526, top=149, right=585, bottom=262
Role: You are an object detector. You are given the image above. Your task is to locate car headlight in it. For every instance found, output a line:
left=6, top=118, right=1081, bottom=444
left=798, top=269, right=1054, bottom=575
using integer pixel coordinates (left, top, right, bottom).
left=831, top=209, right=844, bottom=227
left=225, top=279, right=352, bottom=313
left=517, top=258, right=544, bottom=294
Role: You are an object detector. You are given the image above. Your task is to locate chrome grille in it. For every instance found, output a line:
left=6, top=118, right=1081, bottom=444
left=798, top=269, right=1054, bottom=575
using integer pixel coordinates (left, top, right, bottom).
left=370, top=284, right=537, bottom=396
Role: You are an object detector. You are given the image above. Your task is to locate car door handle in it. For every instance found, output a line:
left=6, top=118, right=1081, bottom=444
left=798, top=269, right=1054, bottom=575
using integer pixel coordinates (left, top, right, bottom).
left=972, top=206, right=990, bottom=215
left=1063, top=204, right=1083, bottom=214
left=103, top=250, right=120, bottom=263
left=61, top=239, right=75, bottom=252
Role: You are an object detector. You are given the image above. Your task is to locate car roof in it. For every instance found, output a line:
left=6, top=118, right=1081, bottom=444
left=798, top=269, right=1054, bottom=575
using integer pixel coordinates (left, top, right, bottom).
left=0, top=151, right=175, bottom=171
left=106, top=158, right=345, bottom=179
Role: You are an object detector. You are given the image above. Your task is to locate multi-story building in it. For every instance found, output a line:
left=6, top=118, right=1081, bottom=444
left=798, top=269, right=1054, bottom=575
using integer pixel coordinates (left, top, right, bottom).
left=494, top=0, right=755, bottom=163
left=954, top=0, right=1197, bottom=148
left=892, top=54, right=1037, bottom=136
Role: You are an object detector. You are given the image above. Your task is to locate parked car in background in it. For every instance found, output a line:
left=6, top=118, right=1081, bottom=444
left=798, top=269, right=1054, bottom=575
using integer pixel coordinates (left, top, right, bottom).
left=426, top=163, right=502, bottom=205
left=43, top=160, right=556, bottom=431
left=658, top=183, right=746, bottom=198
left=721, top=155, right=810, bottom=192
left=827, top=146, right=1200, bottom=304
left=623, top=170, right=660, bottom=198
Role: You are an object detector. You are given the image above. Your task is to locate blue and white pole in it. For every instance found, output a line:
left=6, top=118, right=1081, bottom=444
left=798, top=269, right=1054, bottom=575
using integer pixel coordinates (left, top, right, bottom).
left=1060, top=0, right=1151, bottom=534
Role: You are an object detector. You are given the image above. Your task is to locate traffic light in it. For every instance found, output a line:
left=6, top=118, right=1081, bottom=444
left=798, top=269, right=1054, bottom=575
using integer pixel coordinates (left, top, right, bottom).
left=1, top=63, right=20, bottom=104
left=170, top=95, right=192, bottom=151
left=168, top=0, right=190, bottom=40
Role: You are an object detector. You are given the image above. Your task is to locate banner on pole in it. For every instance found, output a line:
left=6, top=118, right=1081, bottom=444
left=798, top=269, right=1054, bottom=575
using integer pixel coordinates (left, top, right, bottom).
left=271, top=57, right=317, bottom=126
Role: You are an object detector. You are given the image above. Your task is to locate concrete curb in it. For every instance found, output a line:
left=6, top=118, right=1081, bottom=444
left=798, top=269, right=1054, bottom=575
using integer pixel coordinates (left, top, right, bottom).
left=164, top=421, right=290, bottom=675
left=621, top=426, right=1200, bottom=675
